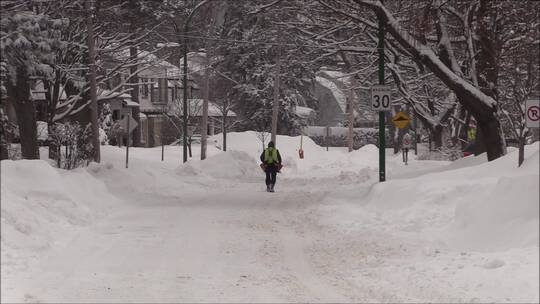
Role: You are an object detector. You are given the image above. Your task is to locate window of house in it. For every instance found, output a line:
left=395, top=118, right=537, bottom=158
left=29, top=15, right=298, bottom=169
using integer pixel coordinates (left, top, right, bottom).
left=158, top=78, right=168, bottom=103
left=142, top=79, right=149, bottom=98
left=139, top=78, right=144, bottom=96
left=112, top=109, right=120, bottom=121
left=151, top=79, right=160, bottom=103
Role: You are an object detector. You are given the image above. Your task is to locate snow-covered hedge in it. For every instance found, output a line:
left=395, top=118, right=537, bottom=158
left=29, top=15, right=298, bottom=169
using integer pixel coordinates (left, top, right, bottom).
left=304, top=126, right=392, bottom=149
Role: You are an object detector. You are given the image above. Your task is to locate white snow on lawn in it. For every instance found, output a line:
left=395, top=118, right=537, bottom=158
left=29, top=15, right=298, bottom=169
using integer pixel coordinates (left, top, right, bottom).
left=1, top=132, right=538, bottom=303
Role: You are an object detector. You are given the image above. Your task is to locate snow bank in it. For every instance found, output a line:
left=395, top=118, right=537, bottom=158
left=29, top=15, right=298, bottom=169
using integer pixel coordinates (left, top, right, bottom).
left=176, top=150, right=260, bottom=179
left=451, top=175, right=539, bottom=250
left=209, top=131, right=321, bottom=174
left=361, top=142, right=540, bottom=251
left=1, top=159, right=118, bottom=269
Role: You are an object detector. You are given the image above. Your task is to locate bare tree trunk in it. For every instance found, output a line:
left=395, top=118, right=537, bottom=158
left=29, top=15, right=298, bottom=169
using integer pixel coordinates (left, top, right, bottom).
left=0, top=112, right=11, bottom=160
left=0, top=141, right=8, bottom=160
left=518, top=133, right=526, bottom=167
left=188, top=137, right=192, bottom=157
left=201, top=45, right=210, bottom=160
left=347, top=83, right=354, bottom=152
left=222, top=117, right=227, bottom=152
left=86, top=0, right=100, bottom=162
left=359, top=1, right=506, bottom=161
left=271, top=53, right=281, bottom=144
left=432, top=125, right=443, bottom=149
left=7, top=67, right=39, bottom=159
left=45, top=71, right=60, bottom=161
left=129, top=46, right=141, bottom=147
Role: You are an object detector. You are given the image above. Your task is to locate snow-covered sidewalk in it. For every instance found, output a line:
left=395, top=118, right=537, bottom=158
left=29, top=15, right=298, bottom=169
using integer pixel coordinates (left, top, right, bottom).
left=1, top=132, right=538, bottom=303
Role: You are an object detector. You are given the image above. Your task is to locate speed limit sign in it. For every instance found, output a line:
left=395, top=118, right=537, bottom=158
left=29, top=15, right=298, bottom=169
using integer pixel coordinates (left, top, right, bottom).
left=371, top=85, right=392, bottom=111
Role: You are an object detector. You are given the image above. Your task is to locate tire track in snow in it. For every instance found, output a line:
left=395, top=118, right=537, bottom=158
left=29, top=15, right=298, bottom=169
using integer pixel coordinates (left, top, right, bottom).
left=262, top=189, right=351, bottom=302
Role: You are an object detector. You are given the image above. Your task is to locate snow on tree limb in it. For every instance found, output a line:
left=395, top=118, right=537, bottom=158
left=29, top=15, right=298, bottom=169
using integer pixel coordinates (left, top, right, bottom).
left=353, top=0, right=498, bottom=112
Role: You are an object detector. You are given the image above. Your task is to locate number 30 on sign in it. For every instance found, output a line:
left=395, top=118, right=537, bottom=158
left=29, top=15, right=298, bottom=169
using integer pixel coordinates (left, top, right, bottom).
left=371, top=85, right=392, bottom=111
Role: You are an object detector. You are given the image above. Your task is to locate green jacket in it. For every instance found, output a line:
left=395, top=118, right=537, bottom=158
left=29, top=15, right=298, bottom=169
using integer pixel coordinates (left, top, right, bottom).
left=260, top=147, right=282, bottom=165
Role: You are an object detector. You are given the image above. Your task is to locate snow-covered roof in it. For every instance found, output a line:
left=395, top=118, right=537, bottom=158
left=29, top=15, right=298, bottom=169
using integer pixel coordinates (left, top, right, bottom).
left=295, top=106, right=316, bottom=119
left=151, top=79, right=182, bottom=89
left=97, top=88, right=131, bottom=101
left=110, top=49, right=181, bottom=79
left=185, top=99, right=236, bottom=117
left=179, top=52, right=207, bottom=76
left=123, top=100, right=139, bottom=107
left=315, top=75, right=347, bottom=113
left=31, top=80, right=67, bottom=101
left=319, top=70, right=352, bottom=86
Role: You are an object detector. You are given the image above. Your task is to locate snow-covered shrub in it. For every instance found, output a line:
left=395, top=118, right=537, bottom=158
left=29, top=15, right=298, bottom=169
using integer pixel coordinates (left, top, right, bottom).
left=417, top=145, right=463, bottom=161
left=306, top=127, right=386, bottom=149
left=99, top=128, right=108, bottom=145
left=99, top=104, right=113, bottom=145
left=6, top=144, right=22, bottom=160
left=0, top=107, right=18, bottom=160
left=36, top=121, right=48, bottom=145
left=49, top=122, right=94, bottom=169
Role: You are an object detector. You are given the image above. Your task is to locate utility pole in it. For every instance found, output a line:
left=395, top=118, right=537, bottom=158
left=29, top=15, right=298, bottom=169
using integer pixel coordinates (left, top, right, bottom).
left=378, top=11, right=385, bottom=182
left=86, top=0, right=100, bottom=163
left=271, top=48, right=281, bottom=144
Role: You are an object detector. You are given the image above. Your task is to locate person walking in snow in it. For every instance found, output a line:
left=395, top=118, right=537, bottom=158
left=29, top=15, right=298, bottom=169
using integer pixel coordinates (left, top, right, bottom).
left=402, top=132, right=413, bottom=165
left=260, top=141, right=282, bottom=192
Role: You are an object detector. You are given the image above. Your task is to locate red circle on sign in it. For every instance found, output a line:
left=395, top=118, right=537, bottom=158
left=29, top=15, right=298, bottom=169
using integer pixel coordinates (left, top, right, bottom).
left=528, top=106, right=540, bottom=121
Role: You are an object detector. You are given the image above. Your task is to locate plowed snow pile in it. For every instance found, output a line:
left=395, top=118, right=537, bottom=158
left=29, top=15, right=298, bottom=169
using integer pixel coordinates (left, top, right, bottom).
left=1, top=160, right=118, bottom=276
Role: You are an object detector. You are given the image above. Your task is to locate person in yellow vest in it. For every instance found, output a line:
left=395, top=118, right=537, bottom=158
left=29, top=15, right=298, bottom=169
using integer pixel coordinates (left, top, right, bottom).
left=260, top=141, right=282, bottom=192
left=467, top=127, right=476, bottom=142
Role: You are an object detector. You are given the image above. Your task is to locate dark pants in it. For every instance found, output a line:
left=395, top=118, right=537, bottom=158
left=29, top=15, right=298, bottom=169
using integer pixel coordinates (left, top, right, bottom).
left=402, top=148, right=409, bottom=163
left=265, top=166, right=277, bottom=186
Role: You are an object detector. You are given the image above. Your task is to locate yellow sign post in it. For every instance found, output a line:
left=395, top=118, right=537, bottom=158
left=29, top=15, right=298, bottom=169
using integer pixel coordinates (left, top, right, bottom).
left=392, top=112, right=411, bottom=129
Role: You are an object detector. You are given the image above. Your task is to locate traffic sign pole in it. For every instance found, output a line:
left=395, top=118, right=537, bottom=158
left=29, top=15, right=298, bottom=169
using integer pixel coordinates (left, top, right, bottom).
left=378, top=12, right=385, bottom=182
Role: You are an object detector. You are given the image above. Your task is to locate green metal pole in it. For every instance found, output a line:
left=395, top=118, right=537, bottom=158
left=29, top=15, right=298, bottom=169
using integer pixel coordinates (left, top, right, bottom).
left=180, top=0, right=209, bottom=163
left=182, top=25, right=189, bottom=163
left=378, top=11, right=386, bottom=182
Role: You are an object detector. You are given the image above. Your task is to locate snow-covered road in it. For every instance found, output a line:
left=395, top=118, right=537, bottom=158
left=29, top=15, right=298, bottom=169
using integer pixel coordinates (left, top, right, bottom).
left=4, top=179, right=371, bottom=302
left=2, top=133, right=538, bottom=303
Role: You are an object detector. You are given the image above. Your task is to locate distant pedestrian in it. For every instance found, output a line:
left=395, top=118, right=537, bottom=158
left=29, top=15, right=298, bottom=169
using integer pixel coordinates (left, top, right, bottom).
left=260, top=141, right=282, bottom=192
left=402, top=132, right=413, bottom=165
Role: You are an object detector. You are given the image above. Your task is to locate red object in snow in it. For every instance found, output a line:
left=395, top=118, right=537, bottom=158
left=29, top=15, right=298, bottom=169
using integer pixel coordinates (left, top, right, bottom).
left=299, top=149, right=304, bottom=159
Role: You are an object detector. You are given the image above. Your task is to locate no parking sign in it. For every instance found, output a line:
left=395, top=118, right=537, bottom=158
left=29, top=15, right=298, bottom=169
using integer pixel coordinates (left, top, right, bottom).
left=526, top=99, right=540, bottom=128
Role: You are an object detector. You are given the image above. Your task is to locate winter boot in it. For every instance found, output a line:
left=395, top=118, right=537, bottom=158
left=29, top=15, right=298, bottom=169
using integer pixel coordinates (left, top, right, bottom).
left=269, top=184, right=275, bottom=192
